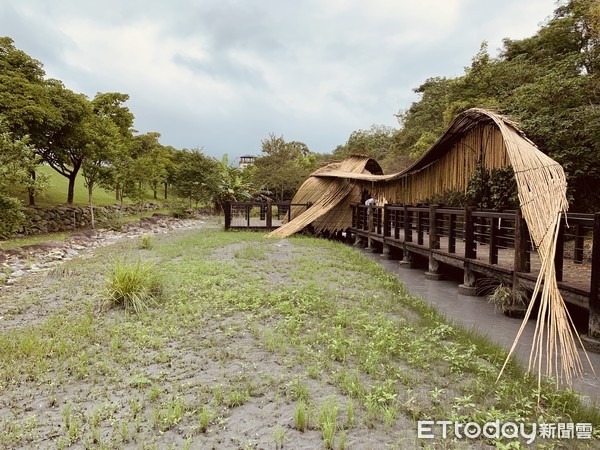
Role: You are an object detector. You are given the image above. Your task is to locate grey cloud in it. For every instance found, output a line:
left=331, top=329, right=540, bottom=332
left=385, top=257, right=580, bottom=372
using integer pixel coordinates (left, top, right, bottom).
left=172, top=53, right=268, bottom=88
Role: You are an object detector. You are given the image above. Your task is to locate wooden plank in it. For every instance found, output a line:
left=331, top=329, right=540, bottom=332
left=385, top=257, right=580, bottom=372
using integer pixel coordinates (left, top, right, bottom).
left=429, top=205, right=439, bottom=250
left=266, top=203, right=272, bottom=228
left=574, top=223, right=584, bottom=264
left=417, top=210, right=424, bottom=245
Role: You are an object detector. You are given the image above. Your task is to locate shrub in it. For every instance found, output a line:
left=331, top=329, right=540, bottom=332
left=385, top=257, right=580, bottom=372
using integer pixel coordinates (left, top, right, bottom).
left=103, top=259, right=163, bottom=313
left=0, top=194, right=25, bottom=239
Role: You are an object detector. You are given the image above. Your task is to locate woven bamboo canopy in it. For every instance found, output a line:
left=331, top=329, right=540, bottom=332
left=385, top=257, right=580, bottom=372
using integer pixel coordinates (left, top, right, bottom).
left=268, top=107, right=593, bottom=387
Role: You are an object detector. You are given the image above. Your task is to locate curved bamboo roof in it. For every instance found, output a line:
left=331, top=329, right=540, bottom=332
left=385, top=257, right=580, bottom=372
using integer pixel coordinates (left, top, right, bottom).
left=268, top=107, right=592, bottom=387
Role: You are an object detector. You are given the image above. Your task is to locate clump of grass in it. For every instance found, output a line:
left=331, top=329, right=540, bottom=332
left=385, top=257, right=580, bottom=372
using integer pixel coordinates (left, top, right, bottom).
left=198, top=406, right=213, bottom=433
left=139, top=235, right=153, bottom=250
left=103, top=259, right=163, bottom=313
left=318, top=397, right=339, bottom=449
left=294, top=400, right=308, bottom=431
left=274, top=425, right=286, bottom=448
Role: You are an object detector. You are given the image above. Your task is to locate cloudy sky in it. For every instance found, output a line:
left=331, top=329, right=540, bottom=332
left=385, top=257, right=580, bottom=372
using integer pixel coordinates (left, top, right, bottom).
left=1, top=0, right=559, bottom=162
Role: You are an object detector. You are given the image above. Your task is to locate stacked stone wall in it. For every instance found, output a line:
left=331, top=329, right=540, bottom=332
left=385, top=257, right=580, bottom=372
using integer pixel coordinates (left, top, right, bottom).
left=18, top=204, right=159, bottom=235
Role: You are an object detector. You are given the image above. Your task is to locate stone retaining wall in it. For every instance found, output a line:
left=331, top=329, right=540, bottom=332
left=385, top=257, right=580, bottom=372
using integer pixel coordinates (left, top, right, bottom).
left=19, top=203, right=160, bottom=235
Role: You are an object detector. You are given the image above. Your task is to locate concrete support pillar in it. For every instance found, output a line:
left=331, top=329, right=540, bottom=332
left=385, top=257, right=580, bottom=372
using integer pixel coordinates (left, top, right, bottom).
left=399, top=246, right=412, bottom=268
left=458, top=263, right=477, bottom=296
left=381, top=243, right=392, bottom=260
left=425, top=255, right=443, bottom=280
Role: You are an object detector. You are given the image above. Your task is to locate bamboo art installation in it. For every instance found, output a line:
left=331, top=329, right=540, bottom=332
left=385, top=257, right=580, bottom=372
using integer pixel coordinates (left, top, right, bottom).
left=268, top=108, right=593, bottom=387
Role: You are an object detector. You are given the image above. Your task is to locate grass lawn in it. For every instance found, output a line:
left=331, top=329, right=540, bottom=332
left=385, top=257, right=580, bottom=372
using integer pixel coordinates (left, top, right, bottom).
left=9, top=165, right=157, bottom=207
left=0, top=228, right=598, bottom=449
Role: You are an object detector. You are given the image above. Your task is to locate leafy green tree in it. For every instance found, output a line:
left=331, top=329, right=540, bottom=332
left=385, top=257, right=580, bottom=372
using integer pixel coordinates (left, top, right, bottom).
left=0, top=122, right=46, bottom=236
left=82, top=115, right=126, bottom=227
left=333, top=124, right=398, bottom=162
left=171, top=149, right=219, bottom=206
left=130, top=132, right=170, bottom=201
left=212, top=154, right=253, bottom=212
left=84, top=92, right=135, bottom=213
left=36, top=80, right=93, bottom=204
left=0, top=37, right=53, bottom=205
left=389, top=0, right=600, bottom=211
left=252, top=133, right=318, bottom=201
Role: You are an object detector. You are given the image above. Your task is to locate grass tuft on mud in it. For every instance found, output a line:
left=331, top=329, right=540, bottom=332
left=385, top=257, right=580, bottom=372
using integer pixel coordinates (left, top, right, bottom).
left=0, top=227, right=598, bottom=449
left=103, top=259, right=163, bottom=314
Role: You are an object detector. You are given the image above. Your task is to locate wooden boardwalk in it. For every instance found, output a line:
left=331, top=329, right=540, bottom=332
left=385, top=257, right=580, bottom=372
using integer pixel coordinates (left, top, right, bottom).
left=349, top=204, right=599, bottom=335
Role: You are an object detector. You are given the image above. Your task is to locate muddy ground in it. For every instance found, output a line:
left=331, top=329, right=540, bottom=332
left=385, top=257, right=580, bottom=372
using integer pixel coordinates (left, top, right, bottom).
left=0, top=221, right=596, bottom=449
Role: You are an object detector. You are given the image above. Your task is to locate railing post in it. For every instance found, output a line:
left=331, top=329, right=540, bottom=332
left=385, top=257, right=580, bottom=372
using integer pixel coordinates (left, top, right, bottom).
left=404, top=205, right=412, bottom=242
left=448, top=213, right=456, bottom=254
left=394, top=209, right=400, bottom=240
left=429, top=205, right=439, bottom=250
left=554, top=215, right=565, bottom=282
left=574, top=223, right=585, bottom=264
left=464, top=206, right=476, bottom=259
left=514, top=208, right=530, bottom=273
left=417, top=210, right=424, bottom=245
left=425, top=204, right=442, bottom=280
left=266, top=202, right=272, bottom=228
left=588, top=213, right=600, bottom=339
left=383, top=204, right=391, bottom=238
left=489, top=216, right=499, bottom=265
left=224, top=201, right=231, bottom=230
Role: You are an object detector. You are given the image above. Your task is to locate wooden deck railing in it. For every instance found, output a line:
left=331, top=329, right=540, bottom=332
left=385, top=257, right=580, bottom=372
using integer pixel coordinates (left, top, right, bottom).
left=224, top=201, right=309, bottom=230
left=351, top=204, right=600, bottom=338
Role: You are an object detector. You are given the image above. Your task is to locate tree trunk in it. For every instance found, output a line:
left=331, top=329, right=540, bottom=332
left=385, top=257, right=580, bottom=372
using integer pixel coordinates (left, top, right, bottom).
left=153, top=188, right=157, bottom=200
left=115, top=185, right=120, bottom=201
left=28, top=169, right=36, bottom=206
left=164, top=182, right=168, bottom=200
left=88, top=182, right=95, bottom=229
left=67, top=173, right=77, bottom=204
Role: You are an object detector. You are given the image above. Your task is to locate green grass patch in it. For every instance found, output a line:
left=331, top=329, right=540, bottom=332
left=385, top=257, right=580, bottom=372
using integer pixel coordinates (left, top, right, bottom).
left=13, top=165, right=156, bottom=207
left=0, top=228, right=598, bottom=449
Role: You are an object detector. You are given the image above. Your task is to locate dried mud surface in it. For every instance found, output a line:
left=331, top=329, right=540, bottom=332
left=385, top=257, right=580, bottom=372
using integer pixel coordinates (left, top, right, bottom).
left=0, top=224, right=425, bottom=449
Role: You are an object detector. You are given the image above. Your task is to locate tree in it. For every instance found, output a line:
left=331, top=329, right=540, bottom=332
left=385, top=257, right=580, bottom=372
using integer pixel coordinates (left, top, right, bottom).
left=0, top=121, right=47, bottom=200
left=171, top=149, right=219, bottom=206
left=37, top=80, right=93, bottom=204
left=0, top=37, right=53, bottom=205
left=212, top=154, right=253, bottom=212
left=129, top=132, right=170, bottom=201
left=333, top=124, right=397, bottom=162
left=82, top=115, right=125, bottom=227
left=252, top=133, right=318, bottom=201
left=388, top=0, right=600, bottom=211
left=0, top=121, right=47, bottom=237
